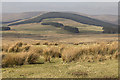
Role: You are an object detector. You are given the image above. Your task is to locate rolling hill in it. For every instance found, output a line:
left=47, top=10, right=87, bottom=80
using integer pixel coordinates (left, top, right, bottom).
left=2, top=11, right=117, bottom=24
left=3, top=18, right=103, bottom=38
left=7, top=12, right=117, bottom=33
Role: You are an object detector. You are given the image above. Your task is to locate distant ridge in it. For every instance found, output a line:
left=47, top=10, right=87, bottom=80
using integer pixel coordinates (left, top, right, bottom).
left=2, top=11, right=46, bottom=22
left=8, top=12, right=118, bottom=33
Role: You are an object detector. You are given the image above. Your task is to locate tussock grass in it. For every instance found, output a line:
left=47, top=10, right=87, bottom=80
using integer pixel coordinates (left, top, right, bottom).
left=62, top=41, right=118, bottom=62
left=2, top=53, right=27, bottom=67
left=42, top=42, right=49, bottom=45
left=29, top=46, right=43, bottom=55
left=2, top=41, right=118, bottom=67
left=24, top=52, right=40, bottom=64
left=42, top=46, right=63, bottom=62
left=2, top=42, right=30, bottom=53
left=43, top=47, right=51, bottom=62
left=2, top=52, right=39, bottom=68
left=32, top=42, right=41, bottom=45
left=32, top=41, right=59, bottom=46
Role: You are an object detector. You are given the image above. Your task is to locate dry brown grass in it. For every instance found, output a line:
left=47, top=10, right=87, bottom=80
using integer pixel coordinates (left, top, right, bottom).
left=2, top=41, right=118, bottom=67
left=62, top=41, right=118, bottom=62
left=2, top=42, right=30, bottom=53
left=2, top=52, right=39, bottom=67
left=2, top=53, right=26, bottom=67
left=29, top=46, right=43, bottom=55
left=24, top=52, right=40, bottom=64
left=42, top=46, right=62, bottom=62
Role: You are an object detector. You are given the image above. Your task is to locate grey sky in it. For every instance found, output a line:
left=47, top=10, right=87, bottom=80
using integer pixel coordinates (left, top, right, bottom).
left=2, top=2, right=118, bottom=15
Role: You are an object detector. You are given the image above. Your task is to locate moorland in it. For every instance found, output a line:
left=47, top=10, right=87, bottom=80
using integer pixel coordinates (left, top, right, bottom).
left=1, top=12, right=119, bottom=78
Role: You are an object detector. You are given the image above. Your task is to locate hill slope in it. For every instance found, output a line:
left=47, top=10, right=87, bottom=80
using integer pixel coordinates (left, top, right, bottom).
left=90, top=15, right=118, bottom=25
left=8, top=12, right=117, bottom=33
left=2, top=11, right=117, bottom=24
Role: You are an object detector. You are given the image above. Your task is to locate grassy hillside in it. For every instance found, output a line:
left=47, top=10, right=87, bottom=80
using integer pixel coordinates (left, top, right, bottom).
left=7, top=12, right=117, bottom=33
left=8, top=12, right=116, bottom=27
left=2, top=11, right=117, bottom=24
left=42, top=18, right=103, bottom=33
left=4, top=18, right=103, bottom=36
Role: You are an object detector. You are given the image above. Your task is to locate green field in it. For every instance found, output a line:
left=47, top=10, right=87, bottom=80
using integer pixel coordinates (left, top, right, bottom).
left=2, top=58, right=118, bottom=78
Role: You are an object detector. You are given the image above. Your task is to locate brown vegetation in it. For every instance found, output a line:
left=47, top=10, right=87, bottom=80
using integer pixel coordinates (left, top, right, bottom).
left=2, top=42, right=30, bottom=53
left=1, top=41, right=119, bottom=67
left=2, top=52, right=39, bottom=67
left=62, top=41, right=118, bottom=62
